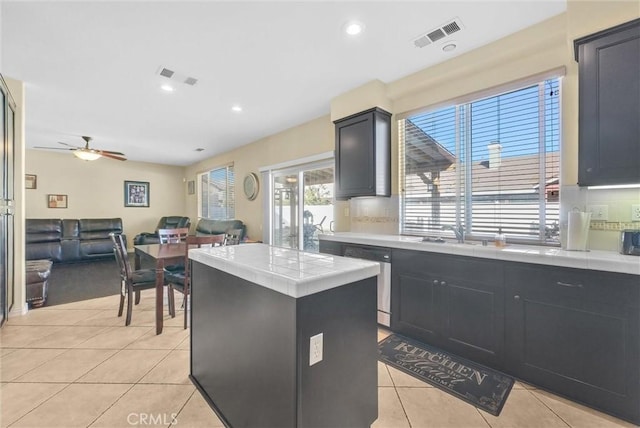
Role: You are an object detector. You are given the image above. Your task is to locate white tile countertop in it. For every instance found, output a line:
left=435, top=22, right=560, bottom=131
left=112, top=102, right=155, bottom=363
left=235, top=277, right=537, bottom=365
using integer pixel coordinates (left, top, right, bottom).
left=189, top=243, right=380, bottom=298
left=319, top=232, right=640, bottom=276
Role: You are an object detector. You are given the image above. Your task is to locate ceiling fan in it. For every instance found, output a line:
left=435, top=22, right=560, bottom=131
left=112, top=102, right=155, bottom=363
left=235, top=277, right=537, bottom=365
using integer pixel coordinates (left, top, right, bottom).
left=34, top=136, right=127, bottom=161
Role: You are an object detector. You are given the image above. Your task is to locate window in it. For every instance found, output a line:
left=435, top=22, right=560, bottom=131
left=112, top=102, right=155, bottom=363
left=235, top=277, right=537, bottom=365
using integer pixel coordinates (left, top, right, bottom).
left=199, top=164, right=235, bottom=220
left=400, top=78, right=560, bottom=244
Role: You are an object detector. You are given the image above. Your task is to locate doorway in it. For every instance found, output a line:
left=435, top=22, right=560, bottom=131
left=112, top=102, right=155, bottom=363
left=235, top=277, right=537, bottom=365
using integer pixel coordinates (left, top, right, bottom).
left=270, top=160, right=334, bottom=252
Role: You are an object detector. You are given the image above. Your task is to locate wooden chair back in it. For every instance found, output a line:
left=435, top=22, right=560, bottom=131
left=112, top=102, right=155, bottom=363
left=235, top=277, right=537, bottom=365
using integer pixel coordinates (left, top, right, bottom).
left=109, top=232, right=131, bottom=284
left=184, top=234, right=226, bottom=277
left=158, top=228, right=189, bottom=244
left=224, top=228, right=243, bottom=246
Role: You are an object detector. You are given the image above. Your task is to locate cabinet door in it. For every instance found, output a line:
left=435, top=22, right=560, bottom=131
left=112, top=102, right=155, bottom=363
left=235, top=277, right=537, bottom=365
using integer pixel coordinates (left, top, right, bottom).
left=440, top=271, right=505, bottom=370
left=576, top=19, right=640, bottom=186
left=334, top=108, right=391, bottom=199
left=391, top=250, right=441, bottom=345
left=335, top=112, right=376, bottom=199
left=391, top=249, right=505, bottom=369
left=505, top=263, right=640, bottom=423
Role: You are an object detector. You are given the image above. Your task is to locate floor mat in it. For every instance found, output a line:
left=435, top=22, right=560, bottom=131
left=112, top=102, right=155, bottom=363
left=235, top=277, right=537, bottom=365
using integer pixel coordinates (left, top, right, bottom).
left=379, top=333, right=514, bottom=416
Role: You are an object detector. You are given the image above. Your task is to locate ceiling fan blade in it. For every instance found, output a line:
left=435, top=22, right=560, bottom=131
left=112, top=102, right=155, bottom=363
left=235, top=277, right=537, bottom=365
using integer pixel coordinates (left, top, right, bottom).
left=33, top=146, right=74, bottom=151
left=99, top=152, right=127, bottom=161
left=58, top=141, right=81, bottom=148
left=98, top=149, right=126, bottom=156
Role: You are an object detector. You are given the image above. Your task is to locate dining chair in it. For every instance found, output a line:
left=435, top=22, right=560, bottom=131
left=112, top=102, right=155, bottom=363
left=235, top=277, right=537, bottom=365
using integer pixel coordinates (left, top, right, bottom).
left=110, top=232, right=157, bottom=326
left=157, top=227, right=189, bottom=244
left=165, top=234, right=226, bottom=328
left=224, top=228, right=243, bottom=246
left=158, top=227, right=190, bottom=285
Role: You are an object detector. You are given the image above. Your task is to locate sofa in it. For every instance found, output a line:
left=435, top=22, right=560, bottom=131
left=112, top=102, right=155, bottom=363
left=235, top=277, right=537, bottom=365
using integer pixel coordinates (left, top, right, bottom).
left=26, top=218, right=126, bottom=263
left=25, top=218, right=126, bottom=307
left=195, top=218, right=246, bottom=241
left=133, top=216, right=191, bottom=245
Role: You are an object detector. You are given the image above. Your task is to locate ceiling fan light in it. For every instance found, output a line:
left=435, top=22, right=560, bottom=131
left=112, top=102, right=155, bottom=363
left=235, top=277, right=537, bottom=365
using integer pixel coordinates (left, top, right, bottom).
left=73, top=150, right=101, bottom=161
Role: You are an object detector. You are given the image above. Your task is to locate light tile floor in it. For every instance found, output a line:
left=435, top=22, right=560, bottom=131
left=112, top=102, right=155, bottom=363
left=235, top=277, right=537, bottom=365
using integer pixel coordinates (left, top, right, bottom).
left=0, top=291, right=636, bottom=428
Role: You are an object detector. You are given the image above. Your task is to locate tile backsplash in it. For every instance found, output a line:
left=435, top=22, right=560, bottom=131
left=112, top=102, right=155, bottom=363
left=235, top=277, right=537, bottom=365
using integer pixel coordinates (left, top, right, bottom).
left=344, top=187, right=639, bottom=252
left=559, top=184, right=640, bottom=251
left=349, top=195, right=399, bottom=235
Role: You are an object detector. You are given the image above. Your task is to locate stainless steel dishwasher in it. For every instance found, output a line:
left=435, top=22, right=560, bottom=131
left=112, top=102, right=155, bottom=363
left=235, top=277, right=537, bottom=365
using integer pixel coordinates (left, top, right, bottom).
left=343, top=245, right=391, bottom=327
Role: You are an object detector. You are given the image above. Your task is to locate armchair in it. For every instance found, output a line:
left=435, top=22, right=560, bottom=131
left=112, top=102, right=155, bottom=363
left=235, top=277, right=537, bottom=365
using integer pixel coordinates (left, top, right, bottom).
left=133, top=216, right=191, bottom=245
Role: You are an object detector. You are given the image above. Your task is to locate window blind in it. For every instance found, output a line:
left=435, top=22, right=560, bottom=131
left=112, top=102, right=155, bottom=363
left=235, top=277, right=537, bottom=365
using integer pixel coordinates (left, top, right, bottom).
left=400, top=78, right=560, bottom=244
left=199, top=164, right=235, bottom=220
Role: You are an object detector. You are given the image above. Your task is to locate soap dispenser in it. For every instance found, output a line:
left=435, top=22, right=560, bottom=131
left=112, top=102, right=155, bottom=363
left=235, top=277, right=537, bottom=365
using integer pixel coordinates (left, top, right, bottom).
left=494, top=228, right=507, bottom=248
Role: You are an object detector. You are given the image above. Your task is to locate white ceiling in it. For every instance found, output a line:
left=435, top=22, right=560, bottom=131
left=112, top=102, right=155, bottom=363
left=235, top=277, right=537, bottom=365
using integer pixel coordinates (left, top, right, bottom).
left=2, top=1, right=566, bottom=166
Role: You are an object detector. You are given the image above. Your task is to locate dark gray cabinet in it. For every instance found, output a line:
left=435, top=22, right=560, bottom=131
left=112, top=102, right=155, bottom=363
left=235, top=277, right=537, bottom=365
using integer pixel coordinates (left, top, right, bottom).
left=318, top=240, right=342, bottom=256
left=574, top=19, right=640, bottom=186
left=391, top=249, right=505, bottom=369
left=334, top=107, right=391, bottom=199
left=505, top=263, right=640, bottom=423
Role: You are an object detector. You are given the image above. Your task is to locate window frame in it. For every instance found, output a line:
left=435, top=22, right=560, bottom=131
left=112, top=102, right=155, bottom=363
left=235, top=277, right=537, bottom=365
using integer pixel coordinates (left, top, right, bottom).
left=399, top=74, right=562, bottom=245
left=197, top=163, right=235, bottom=221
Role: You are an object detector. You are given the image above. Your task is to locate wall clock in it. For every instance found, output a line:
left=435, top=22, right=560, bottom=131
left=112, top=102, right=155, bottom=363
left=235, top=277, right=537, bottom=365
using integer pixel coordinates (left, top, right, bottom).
left=243, top=173, right=259, bottom=201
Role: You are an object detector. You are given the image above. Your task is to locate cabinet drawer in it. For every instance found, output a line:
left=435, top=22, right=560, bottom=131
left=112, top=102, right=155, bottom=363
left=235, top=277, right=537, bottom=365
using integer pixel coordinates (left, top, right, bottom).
left=504, top=262, right=639, bottom=308
left=394, top=250, right=499, bottom=283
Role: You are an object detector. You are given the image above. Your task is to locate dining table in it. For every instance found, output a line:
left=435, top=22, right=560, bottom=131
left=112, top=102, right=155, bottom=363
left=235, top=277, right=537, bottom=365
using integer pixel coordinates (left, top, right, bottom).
left=134, top=242, right=186, bottom=334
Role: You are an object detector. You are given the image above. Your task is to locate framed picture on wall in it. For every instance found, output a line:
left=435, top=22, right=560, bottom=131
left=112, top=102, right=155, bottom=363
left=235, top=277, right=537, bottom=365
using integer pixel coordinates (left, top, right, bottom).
left=25, top=174, right=37, bottom=189
left=124, top=180, right=150, bottom=207
left=47, top=194, right=67, bottom=208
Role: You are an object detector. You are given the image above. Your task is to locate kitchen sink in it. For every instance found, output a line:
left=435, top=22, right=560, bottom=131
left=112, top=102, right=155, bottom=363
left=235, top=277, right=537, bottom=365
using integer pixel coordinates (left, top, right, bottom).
left=418, top=236, right=480, bottom=246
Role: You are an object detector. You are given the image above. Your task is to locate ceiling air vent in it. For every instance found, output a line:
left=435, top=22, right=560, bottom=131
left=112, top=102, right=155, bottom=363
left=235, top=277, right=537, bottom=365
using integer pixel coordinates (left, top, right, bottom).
left=427, top=29, right=446, bottom=43
left=159, top=68, right=174, bottom=78
left=184, top=77, right=198, bottom=86
left=413, top=17, right=464, bottom=48
left=156, top=66, right=198, bottom=87
left=442, top=21, right=461, bottom=35
left=413, top=36, right=431, bottom=48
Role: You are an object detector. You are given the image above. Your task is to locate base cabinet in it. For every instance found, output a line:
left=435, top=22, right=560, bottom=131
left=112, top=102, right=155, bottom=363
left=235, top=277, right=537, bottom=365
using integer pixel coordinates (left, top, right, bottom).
left=505, top=263, right=640, bottom=423
left=390, top=248, right=640, bottom=424
left=391, top=249, right=505, bottom=370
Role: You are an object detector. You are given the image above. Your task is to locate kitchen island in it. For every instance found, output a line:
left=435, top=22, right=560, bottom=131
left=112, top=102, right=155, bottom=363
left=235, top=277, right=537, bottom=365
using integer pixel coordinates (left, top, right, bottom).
left=188, top=243, right=380, bottom=428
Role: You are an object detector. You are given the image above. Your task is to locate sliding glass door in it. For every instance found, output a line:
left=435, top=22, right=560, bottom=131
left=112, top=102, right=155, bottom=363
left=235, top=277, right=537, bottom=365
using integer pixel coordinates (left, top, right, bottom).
left=270, top=161, right=334, bottom=252
left=272, top=172, right=299, bottom=249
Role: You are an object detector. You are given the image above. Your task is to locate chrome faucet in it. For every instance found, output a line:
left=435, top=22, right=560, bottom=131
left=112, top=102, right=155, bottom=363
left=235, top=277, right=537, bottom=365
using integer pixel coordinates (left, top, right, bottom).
left=442, top=224, right=464, bottom=243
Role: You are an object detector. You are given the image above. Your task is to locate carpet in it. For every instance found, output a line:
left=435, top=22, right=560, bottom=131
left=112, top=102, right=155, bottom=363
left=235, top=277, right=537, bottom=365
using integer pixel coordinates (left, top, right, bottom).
left=44, top=258, right=123, bottom=306
left=378, top=334, right=514, bottom=416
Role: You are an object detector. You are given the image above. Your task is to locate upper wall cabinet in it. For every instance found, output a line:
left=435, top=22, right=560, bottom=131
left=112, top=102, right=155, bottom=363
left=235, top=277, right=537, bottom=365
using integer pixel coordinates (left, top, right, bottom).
left=334, top=107, right=391, bottom=199
left=574, top=19, right=640, bottom=186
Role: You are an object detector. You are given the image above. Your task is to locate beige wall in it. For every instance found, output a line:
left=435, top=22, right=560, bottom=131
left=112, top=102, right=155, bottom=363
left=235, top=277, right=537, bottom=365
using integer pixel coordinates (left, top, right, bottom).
left=25, top=150, right=187, bottom=247
left=184, top=115, right=334, bottom=240
left=327, top=1, right=639, bottom=249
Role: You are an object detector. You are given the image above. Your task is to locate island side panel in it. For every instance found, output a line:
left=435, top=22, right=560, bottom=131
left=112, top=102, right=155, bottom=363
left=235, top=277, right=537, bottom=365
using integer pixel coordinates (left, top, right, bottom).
left=296, top=277, right=378, bottom=427
left=190, top=261, right=297, bottom=428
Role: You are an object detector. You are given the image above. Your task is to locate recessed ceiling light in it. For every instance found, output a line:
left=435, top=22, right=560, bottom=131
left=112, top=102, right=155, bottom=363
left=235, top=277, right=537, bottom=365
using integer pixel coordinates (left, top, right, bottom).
left=231, top=105, right=243, bottom=113
left=161, top=84, right=174, bottom=92
left=442, top=43, right=457, bottom=52
left=344, top=21, right=365, bottom=36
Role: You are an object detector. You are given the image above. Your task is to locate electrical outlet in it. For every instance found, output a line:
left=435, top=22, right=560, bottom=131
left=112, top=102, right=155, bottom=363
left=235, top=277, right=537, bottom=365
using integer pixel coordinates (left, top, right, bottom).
left=309, top=333, right=323, bottom=366
left=587, top=205, right=609, bottom=221
left=632, top=204, right=640, bottom=221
